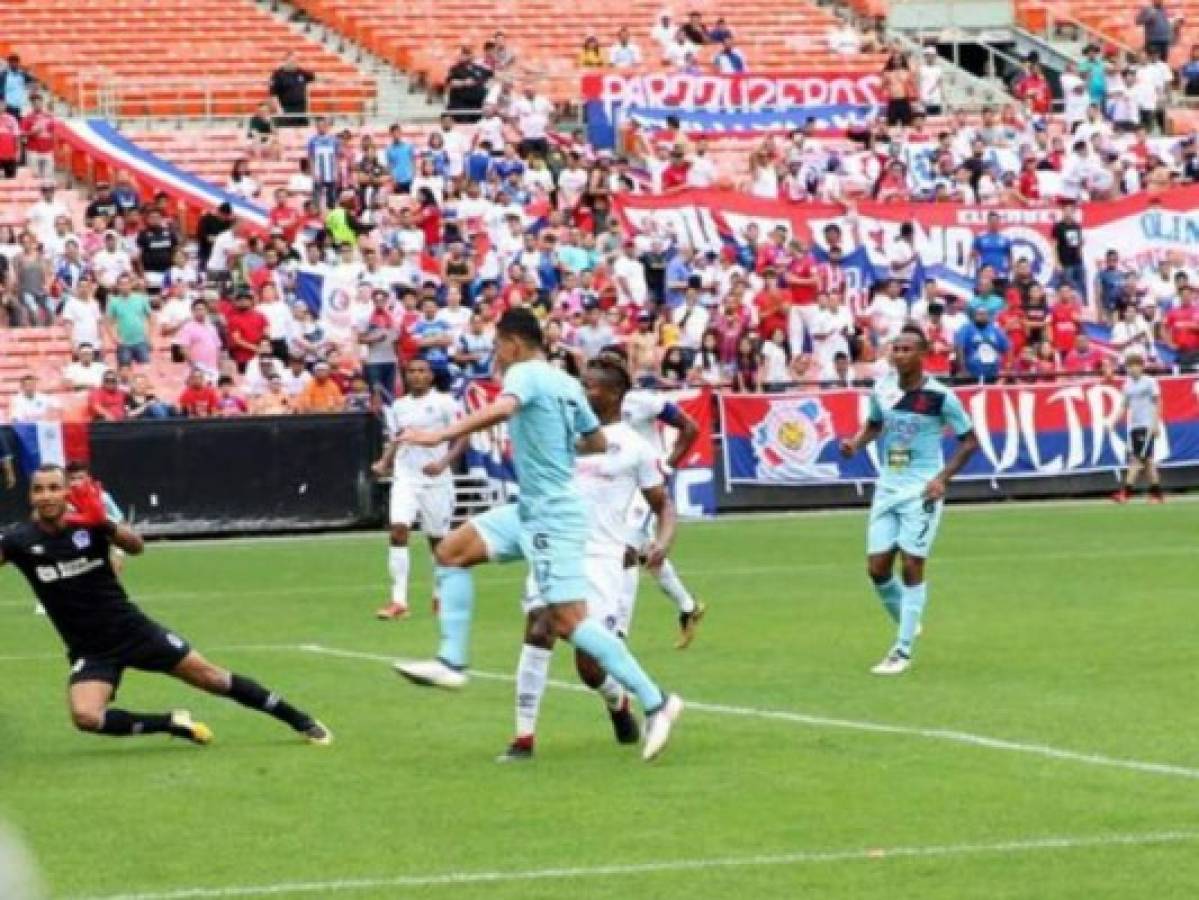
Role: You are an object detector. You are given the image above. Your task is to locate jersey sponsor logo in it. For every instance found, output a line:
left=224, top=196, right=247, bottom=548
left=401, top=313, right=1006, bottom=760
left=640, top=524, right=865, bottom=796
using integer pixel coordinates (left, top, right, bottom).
left=72, top=530, right=91, bottom=550
left=35, top=556, right=105, bottom=583
left=30, top=545, right=44, bottom=555
left=751, top=398, right=838, bottom=482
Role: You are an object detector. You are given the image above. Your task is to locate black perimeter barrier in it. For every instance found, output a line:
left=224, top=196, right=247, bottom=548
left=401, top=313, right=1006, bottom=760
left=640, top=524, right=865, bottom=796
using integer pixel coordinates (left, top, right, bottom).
left=0, top=415, right=1194, bottom=536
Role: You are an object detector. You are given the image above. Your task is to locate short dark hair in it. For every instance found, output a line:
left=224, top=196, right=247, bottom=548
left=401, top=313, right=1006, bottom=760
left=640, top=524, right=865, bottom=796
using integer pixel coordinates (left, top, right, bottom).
left=587, top=355, right=632, bottom=394
left=64, top=461, right=89, bottom=476
left=899, top=323, right=929, bottom=349
left=217, top=375, right=234, bottom=387
left=495, top=308, right=543, bottom=347
left=33, top=463, right=66, bottom=482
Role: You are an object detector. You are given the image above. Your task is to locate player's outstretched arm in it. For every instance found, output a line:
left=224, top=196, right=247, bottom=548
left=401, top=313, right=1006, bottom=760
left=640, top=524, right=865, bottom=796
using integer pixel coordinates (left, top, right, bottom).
left=401, top=395, right=518, bottom=447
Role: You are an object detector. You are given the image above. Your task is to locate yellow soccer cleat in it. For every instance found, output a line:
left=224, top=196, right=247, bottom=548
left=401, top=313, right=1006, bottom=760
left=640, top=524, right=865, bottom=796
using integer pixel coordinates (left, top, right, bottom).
left=675, top=601, right=707, bottom=650
left=169, top=710, right=214, bottom=745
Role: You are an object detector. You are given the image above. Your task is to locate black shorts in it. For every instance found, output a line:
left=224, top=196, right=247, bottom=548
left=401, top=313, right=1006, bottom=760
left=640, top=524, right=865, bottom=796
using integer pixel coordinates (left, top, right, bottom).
left=1129, top=428, right=1156, bottom=461
left=68, top=627, right=191, bottom=692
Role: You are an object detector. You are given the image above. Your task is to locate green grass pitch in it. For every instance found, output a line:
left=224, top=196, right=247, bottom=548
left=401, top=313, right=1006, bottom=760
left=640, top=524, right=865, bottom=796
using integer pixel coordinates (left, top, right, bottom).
left=1, top=499, right=1197, bottom=899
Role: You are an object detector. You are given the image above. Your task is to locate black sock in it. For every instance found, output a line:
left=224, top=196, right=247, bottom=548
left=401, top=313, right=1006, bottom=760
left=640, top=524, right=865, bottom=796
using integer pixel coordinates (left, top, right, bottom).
left=227, top=674, right=314, bottom=732
left=98, top=709, right=172, bottom=736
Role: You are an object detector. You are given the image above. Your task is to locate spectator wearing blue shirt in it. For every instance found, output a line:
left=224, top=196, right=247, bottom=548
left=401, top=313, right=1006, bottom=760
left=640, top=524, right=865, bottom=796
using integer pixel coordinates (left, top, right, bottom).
left=664, top=246, right=694, bottom=309
left=307, top=118, right=341, bottom=209
left=1095, top=248, right=1132, bottom=323
left=492, top=144, right=525, bottom=181
left=1182, top=45, right=1199, bottom=97
left=465, top=142, right=493, bottom=183
left=966, top=267, right=1006, bottom=319
left=411, top=296, right=454, bottom=388
left=0, top=55, right=32, bottom=119
left=385, top=125, right=415, bottom=193
left=955, top=306, right=1011, bottom=383
left=454, top=312, right=494, bottom=379
left=970, top=212, right=1014, bottom=288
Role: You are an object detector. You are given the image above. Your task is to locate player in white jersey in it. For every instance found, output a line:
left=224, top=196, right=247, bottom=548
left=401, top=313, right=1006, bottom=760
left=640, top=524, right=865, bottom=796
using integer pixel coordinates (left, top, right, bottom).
left=608, top=353, right=706, bottom=648
left=371, top=359, right=466, bottom=619
left=498, top=355, right=677, bottom=761
left=1112, top=352, right=1165, bottom=504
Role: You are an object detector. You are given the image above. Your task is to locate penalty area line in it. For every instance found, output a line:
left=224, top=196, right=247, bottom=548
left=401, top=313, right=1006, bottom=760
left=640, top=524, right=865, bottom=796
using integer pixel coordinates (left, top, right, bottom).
left=302, top=644, right=1199, bottom=783
left=71, top=829, right=1199, bottom=900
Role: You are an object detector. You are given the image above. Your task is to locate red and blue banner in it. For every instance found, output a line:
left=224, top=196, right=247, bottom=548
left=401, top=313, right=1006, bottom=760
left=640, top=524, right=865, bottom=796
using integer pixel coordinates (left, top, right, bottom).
left=11, top=422, right=91, bottom=476
left=582, top=71, right=882, bottom=148
left=719, top=376, right=1199, bottom=487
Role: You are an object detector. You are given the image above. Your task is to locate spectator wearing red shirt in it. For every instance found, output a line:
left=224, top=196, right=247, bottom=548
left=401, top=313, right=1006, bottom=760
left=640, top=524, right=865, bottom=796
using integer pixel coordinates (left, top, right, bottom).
left=783, top=240, right=819, bottom=310
left=224, top=288, right=269, bottom=372
left=661, top=148, right=691, bottom=192
left=1062, top=333, right=1104, bottom=376
left=416, top=189, right=442, bottom=249
left=1017, top=156, right=1042, bottom=202
left=754, top=270, right=790, bottom=342
left=21, top=94, right=55, bottom=180
left=924, top=302, right=955, bottom=375
left=267, top=187, right=301, bottom=243
left=177, top=370, right=221, bottom=417
left=0, top=107, right=18, bottom=178
left=88, top=371, right=127, bottom=422
left=1050, top=289, right=1083, bottom=356
left=997, top=300, right=1027, bottom=363
left=1164, top=286, right=1199, bottom=368
left=1013, top=61, right=1052, bottom=114
left=754, top=227, right=790, bottom=274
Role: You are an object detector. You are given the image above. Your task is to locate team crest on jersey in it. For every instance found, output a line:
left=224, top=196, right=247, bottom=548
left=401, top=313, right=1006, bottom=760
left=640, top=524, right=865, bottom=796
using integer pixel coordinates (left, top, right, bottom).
left=71, top=530, right=91, bottom=550
left=751, top=398, right=838, bottom=483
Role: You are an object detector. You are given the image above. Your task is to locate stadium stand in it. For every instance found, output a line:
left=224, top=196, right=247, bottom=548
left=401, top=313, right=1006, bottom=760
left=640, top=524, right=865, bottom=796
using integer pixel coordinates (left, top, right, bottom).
left=0, top=0, right=376, bottom=118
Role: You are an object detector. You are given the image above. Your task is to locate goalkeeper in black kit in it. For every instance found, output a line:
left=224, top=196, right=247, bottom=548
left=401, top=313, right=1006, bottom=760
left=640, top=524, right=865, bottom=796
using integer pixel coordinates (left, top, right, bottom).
left=0, top=464, right=331, bottom=746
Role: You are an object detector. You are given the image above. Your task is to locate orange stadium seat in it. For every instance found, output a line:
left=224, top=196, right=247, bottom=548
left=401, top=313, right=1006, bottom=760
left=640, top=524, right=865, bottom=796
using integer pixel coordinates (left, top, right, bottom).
left=0, top=0, right=376, bottom=119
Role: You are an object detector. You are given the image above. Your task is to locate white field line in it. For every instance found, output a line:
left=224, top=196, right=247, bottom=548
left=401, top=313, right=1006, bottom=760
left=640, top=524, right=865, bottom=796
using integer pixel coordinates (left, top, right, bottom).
left=70, top=830, right=1199, bottom=900
left=1, top=542, right=1193, bottom=611
left=304, top=643, right=1199, bottom=782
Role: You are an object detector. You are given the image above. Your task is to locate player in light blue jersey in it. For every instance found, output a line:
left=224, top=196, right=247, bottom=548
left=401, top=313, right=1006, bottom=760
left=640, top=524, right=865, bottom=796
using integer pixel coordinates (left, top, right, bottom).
left=840, top=325, right=978, bottom=675
left=394, top=309, right=684, bottom=761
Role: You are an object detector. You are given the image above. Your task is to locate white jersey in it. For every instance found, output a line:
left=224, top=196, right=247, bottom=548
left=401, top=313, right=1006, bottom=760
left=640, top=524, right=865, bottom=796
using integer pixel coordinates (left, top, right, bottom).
left=574, top=422, right=664, bottom=558
left=620, top=389, right=669, bottom=457
left=386, top=391, right=458, bottom=485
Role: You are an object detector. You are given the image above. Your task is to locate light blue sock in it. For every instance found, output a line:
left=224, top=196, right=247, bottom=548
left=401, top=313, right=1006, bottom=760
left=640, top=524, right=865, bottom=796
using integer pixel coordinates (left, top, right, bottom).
left=896, top=582, right=927, bottom=656
left=435, top=566, right=474, bottom=669
left=570, top=618, right=665, bottom=713
left=871, top=575, right=902, bottom=623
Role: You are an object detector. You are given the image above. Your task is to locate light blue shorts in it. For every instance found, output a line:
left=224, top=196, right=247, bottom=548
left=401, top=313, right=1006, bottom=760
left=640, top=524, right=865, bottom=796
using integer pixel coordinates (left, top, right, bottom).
left=471, top=503, right=589, bottom=604
left=867, top=489, right=944, bottom=558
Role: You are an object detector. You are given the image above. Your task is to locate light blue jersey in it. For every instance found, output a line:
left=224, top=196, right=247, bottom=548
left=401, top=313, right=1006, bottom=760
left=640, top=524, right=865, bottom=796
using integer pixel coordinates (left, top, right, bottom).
left=866, top=374, right=973, bottom=558
left=502, top=358, right=599, bottom=523
left=867, top=374, right=972, bottom=495
left=472, top=357, right=600, bottom=603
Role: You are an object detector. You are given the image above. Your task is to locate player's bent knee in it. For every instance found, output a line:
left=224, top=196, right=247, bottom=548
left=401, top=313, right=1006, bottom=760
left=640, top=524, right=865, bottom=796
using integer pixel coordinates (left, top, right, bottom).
left=524, top=610, right=555, bottom=649
left=548, top=602, right=588, bottom=639
left=389, top=526, right=410, bottom=546
left=70, top=706, right=103, bottom=732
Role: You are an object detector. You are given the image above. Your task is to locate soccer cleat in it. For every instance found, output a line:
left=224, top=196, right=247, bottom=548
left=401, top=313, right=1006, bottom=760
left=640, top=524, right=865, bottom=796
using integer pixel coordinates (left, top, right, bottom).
left=375, top=602, right=411, bottom=621
left=871, top=650, right=912, bottom=676
left=495, top=736, right=535, bottom=763
left=642, top=694, right=684, bottom=762
left=1111, top=489, right=1130, bottom=504
left=675, top=601, right=707, bottom=649
left=304, top=721, right=334, bottom=746
left=394, top=658, right=469, bottom=690
left=169, top=710, right=213, bottom=745
left=609, top=697, right=641, bottom=745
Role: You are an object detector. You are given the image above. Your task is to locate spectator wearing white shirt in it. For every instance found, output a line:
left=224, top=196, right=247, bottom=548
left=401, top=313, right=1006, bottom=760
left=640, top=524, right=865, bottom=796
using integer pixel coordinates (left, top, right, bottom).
left=26, top=182, right=68, bottom=249
left=868, top=278, right=910, bottom=346
left=437, top=286, right=472, bottom=343
left=827, top=23, right=863, bottom=55
left=918, top=46, right=945, bottom=115
left=1111, top=303, right=1157, bottom=361
left=808, top=291, right=853, bottom=372
left=9, top=375, right=59, bottom=423
left=664, top=32, right=696, bottom=68
left=512, top=87, right=553, bottom=158
left=613, top=240, right=649, bottom=306
left=59, top=277, right=104, bottom=351
left=91, top=231, right=133, bottom=291
left=62, top=343, right=109, bottom=390
left=227, top=158, right=261, bottom=200
left=686, top=141, right=717, bottom=188
left=608, top=28, right=643, bottom=68
left=672, top=286, right=711, bottom=351
left=651, top=13, right=676, bottom=54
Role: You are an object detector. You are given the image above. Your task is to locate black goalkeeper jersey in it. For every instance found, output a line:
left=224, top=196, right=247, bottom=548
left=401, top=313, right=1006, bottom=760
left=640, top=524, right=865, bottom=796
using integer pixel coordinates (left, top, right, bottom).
left=1, top=521, right=157, bottom=658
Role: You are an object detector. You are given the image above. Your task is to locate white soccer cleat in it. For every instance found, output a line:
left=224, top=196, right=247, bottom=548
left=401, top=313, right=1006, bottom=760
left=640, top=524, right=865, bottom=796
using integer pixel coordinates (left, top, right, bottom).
left=871, top=650, right=912, bottom=676
left=642, top=694, right=684, bottom=762
left=393, top=658, right=469, bottom=690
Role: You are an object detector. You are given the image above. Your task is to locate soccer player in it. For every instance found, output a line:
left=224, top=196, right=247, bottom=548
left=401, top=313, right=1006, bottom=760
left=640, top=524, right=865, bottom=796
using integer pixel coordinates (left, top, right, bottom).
left=1112, top=352, right=1164, bottom=504
left=500, top=355, right=677, bottom=761
left=840, top=325, right=979, bottom=675
left=1, top=466, right=332, bottom=745
left=372, top=358, right=466, bottom=620
left=393, top=309, right=684, bottom=762
left=603, top=348, right=706, bottom=648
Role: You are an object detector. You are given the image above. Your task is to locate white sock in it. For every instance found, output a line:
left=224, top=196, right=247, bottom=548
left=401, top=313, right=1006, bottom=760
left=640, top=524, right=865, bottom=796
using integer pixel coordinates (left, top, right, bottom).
left=654, top=560, right=696, bottom=614
left=388, top=546, right=410, bottom=606
left=595, top=675, right=626, bottom=711
left=515, top=643, right=552, bottom=739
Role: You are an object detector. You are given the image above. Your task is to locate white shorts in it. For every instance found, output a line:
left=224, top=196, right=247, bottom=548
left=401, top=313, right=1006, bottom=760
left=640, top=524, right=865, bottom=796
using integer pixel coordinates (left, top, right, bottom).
left=625, top=493, right=655, bottom=551
left=389, top=478, right=454, bottom=538
left=522, top=554, right=633, bottom=636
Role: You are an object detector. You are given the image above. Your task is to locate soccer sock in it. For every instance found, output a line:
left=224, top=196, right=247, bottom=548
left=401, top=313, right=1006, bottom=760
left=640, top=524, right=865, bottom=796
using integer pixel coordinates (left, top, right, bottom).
left=653, top=560, right=696, bottom=615
left=870, top=574, right=902, bottom=623
left=569, top=618, right=665, bottom=713
left=96, top=709, right=172, bottom=736
left=896, top=582, right=928, bottom=656
left=514, top=643, right=552, bottom=739
left=435, top=565, right=474, bottom=669
left=227, top=674, right=314, bottom=731
left=596, top=675, right=626, bottom=712
left=388, top=546, right=410, bottom=606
